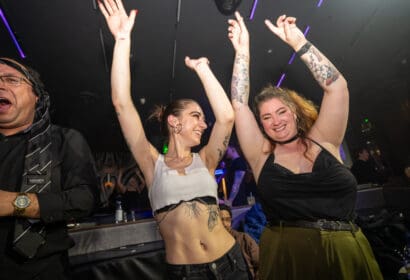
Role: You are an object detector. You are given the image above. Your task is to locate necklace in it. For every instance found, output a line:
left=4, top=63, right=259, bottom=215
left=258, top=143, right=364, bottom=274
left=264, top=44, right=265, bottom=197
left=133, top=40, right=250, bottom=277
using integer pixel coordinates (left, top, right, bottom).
left=164, top=153, right=193, bottom=161
left=272, top=133, right=300, bottom=145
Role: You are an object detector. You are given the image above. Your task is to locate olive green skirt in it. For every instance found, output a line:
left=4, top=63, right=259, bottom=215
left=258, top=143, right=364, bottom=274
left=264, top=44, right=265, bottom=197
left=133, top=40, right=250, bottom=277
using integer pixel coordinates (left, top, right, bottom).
left=259, top=225, right=383, bottom=280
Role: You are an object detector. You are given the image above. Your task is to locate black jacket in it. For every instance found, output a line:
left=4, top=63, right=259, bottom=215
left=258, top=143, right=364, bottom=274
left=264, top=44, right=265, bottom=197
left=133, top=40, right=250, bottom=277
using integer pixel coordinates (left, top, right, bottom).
left=0, top=125, right=99, bottom=279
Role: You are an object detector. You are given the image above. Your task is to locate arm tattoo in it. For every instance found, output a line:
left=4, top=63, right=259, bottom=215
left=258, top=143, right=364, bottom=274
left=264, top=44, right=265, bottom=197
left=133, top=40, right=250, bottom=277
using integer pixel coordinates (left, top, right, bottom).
left=222, top=134, right=230, bottom=148
left=207, top=205, right=219, bottom=232
left=217, top=148, right=223, bottom=162
left=231, top=53, right=250, bottom=104
left=304, top=47, right=340, bottom=86
left=217, top=134, right=231, bottom=161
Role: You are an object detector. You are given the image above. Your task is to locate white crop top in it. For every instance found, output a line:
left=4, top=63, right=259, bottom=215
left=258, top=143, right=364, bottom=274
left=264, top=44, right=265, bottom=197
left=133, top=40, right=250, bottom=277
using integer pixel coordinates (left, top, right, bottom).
left=149, top=153, right=218, bottom=213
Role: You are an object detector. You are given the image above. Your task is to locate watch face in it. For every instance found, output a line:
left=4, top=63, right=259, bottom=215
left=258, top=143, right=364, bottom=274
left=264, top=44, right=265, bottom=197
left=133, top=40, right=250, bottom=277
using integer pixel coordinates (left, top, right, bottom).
left=14, top=195, right=31, bottom=209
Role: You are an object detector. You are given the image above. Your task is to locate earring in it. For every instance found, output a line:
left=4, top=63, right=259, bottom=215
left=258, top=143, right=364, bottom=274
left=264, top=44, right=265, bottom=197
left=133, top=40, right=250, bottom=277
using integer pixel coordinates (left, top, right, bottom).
left=172, top=123, right=182, bottom=134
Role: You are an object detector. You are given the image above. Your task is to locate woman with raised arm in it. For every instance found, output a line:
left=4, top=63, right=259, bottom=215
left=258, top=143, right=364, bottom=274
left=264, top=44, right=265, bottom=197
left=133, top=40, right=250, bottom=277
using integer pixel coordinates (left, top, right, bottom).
left=228, top=12, right=382, bottom=280
left=99, top=1, right=250, bottom=279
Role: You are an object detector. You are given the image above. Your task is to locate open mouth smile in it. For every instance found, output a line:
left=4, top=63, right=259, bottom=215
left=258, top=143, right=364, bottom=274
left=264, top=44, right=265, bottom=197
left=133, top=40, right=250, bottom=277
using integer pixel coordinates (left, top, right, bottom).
left=0, top=97, right=12, bottom=112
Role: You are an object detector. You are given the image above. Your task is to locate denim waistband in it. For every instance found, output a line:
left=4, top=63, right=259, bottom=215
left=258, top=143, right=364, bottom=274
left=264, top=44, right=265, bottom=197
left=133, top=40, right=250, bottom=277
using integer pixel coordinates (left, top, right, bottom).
left=166, top=242, right=241, bottom=270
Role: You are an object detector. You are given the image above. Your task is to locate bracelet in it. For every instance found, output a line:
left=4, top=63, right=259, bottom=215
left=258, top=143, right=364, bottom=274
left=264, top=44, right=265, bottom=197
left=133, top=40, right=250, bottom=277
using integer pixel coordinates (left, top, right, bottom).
left=195, top=59, right=210, bottom=70
left=115, top=32, right=130, bottom=41
left=296, top=41, right=312, bottom=56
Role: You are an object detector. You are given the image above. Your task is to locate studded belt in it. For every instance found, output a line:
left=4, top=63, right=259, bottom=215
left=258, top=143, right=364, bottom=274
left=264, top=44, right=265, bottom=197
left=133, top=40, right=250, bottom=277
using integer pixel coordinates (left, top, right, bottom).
left=268, top=219, right=359, bottom=232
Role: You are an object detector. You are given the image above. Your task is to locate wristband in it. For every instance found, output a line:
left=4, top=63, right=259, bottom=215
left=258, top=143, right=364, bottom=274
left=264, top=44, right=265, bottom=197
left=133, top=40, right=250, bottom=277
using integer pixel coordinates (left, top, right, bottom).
left=296, top=41, right=312, bottom=56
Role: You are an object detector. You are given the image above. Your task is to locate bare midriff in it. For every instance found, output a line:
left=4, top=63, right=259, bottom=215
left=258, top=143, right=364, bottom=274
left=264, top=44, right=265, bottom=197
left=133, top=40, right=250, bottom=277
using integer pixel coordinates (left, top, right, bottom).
left=156, top=202, right=235, bottom=264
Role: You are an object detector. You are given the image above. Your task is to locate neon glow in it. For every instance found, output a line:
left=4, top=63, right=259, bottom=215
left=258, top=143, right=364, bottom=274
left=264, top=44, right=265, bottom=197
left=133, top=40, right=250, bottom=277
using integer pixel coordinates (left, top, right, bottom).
left=288, top=52, right=296, bottom=65
left=276, top=0, right=322, bottom=88
left=303, top=25, right=311, bottom=37
left=162, top=143, right=168, bottom=154
left=287, top=26, right=311, bottom=65
left=339, top=145, right=346, bottom=162
left=0, top=8, right=26, bottom=58
left=249, top=0, right=259, bottom=20
left=276, top=73, right=286, bottom=87
left=214, top=169, right=224, bottom=176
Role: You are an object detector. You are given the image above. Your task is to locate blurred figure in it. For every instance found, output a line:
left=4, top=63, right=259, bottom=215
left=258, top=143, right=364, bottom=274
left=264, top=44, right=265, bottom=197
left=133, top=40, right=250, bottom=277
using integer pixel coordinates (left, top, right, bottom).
left=405, top=164, right=410, bottom=185
left=117, top=164, right=150, bottom=214
left=242, top=202, right=267, bottom=244
left=100, top=167, right=118, bottom=209
left=384, top=161, right=410, bottom=188
left=219, top=204, right=259, bottom=279
left=95, top=152, right=120, bottom=209
left=223, top=143, right=256, bottom=206
left=351, top=147, right=383, bottom=185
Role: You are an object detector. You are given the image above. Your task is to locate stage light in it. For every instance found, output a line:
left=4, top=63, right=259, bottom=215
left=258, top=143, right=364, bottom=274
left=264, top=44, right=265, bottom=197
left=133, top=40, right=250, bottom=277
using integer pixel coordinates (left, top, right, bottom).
left=214, top=0, right=242, bottom=16
left=162, top=143, right=168, bottom=154
left=276, top=73, right=286, bottom=87
left=249, top=0, right=259, bottom=20
left=0, top=8, right=26, bottom=58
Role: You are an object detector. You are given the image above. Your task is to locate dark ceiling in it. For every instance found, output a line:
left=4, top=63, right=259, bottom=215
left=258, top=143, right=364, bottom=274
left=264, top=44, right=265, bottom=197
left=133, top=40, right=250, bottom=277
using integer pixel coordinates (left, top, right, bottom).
left=1, top=0, right=409, bottom=173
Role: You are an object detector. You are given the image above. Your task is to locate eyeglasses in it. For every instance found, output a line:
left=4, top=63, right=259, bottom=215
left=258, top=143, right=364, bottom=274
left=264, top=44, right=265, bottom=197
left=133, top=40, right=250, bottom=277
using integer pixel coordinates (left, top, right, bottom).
left=0, top=75, right=31, bottom=87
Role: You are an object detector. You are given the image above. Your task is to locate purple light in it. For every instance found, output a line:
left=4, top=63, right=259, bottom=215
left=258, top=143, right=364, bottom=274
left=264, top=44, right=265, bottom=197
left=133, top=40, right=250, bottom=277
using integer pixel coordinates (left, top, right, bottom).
left=303, top=25, right=311, bottom=37
left=339, top=145, right=346, bottom=162
left=249, top=0, right=259, bottom=20
left=317, top=0, right=324, bottom=8
left=288, top=52, right=296, bottom=65
left=0, top=8, right=26, bottom=58
left=287, top=26, right=310, bottom=65
left=276, top=73, right=286, bottom=87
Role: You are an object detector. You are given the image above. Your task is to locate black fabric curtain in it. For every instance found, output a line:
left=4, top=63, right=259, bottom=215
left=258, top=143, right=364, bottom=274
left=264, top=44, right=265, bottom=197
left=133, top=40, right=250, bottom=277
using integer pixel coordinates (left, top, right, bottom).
left=71, top=250, right=167, bottom=280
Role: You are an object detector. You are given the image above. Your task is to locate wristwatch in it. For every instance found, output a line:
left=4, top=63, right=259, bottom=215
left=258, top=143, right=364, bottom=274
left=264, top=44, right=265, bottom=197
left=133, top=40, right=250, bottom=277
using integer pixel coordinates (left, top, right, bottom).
left=13, top=193, right=31, bottom=216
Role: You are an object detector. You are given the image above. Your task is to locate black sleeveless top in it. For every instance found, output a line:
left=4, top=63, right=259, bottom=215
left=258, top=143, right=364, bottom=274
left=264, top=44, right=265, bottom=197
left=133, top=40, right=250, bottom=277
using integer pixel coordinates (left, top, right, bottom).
left=257, top=142, right=357, bottom=223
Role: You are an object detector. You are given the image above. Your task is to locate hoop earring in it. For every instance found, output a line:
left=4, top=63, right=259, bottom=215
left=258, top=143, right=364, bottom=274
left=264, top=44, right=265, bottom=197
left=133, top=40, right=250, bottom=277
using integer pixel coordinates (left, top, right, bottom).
left=172, top=123, right=182, bottom=134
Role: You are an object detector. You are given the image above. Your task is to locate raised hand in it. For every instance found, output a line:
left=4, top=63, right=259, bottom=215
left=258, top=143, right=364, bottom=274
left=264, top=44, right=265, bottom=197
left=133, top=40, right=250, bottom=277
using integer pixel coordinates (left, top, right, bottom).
left=184, top=56, right=210, bottom=71
left=98, top=0, right=137, bottom=40
left=228, top=11, right=249, bottom=53
left=264, top=15, right=306, bottom=51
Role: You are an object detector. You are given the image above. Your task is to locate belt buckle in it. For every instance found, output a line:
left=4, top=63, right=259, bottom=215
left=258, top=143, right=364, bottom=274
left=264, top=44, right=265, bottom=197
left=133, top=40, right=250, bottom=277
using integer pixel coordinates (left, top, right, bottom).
left=326, top=220, right=344, bottom=231
left=317, top=219, right=326, bottom=230
left=335, top=221, right=343, bottom=230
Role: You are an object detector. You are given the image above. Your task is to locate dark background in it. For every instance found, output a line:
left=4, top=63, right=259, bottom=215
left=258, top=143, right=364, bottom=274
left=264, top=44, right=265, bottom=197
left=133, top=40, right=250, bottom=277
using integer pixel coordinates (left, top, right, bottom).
left=1, top=0, right=409, bottom=174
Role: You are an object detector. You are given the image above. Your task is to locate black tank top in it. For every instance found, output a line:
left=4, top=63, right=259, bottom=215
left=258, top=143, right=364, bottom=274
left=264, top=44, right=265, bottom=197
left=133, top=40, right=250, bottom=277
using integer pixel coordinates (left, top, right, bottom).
left=257, top=141, right=357, bottom=223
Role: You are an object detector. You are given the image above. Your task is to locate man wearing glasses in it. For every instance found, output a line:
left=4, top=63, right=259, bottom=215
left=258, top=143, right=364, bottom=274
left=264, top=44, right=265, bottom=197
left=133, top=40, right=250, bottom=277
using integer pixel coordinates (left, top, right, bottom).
left=0, top=58, right=99, bottom=280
